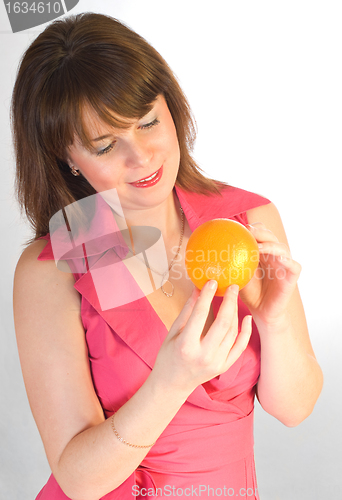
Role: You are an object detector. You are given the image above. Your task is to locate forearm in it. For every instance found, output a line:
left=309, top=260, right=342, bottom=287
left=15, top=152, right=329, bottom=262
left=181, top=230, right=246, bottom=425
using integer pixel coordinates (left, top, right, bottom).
left=56, top=373, right=189, bottom=500
left=255, top=315, right=323, bottom=427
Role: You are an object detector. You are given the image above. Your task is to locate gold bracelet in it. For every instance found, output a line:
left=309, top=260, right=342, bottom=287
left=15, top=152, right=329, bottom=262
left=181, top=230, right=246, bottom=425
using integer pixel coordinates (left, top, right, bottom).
left=110, top=413, right=156, bottom=449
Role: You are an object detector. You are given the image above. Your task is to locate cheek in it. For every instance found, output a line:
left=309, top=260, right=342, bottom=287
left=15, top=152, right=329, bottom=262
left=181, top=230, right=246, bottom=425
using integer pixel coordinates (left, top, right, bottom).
left=160, top=122, right=180, bottom=158
left=73, top=157, right=114, bottom=189
left=77, top=160, right=98, bottom=181
left=168, top=118, right=180, bottom=156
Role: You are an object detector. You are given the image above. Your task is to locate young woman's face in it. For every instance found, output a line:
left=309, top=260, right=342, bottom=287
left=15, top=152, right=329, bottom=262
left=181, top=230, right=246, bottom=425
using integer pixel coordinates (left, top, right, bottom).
left=67, top=95, right=180, bottom=212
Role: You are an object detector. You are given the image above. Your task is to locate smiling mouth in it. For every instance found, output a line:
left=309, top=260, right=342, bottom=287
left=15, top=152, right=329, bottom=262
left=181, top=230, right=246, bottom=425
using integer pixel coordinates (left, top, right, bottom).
left=129, top=167, right=163, bottom=187
left=133, top=170, right=160, bottom=183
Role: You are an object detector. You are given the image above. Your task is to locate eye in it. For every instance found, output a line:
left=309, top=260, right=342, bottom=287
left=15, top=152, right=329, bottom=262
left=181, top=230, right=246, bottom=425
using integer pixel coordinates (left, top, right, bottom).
left=140, top=118, right=160, bottom=130
left=96, top=141, right=116, bottom=157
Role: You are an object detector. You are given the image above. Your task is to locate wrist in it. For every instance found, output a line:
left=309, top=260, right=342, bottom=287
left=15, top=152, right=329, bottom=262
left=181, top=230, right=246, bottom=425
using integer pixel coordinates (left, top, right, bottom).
left=147, top=368, right=191, bottom=408
left=112, top=372, right=190, bottom=452
left=253, top=312, right=293, bottom=336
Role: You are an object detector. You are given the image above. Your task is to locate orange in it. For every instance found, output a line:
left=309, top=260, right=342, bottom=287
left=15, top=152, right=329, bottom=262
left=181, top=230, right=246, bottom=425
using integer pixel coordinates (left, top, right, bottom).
left=185, top=219, right=259, bottom=295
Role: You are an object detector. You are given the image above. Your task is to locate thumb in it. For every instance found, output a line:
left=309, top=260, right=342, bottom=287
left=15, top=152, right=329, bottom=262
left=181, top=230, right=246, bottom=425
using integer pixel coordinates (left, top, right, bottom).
left=167, top=285, right=200, bottom=338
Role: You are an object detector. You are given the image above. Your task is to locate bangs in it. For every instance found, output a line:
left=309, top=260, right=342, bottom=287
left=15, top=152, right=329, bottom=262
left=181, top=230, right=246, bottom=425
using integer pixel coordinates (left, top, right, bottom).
left=75, top=96, right=155, bottom=153
left=46, top=37, right=171, bottom=158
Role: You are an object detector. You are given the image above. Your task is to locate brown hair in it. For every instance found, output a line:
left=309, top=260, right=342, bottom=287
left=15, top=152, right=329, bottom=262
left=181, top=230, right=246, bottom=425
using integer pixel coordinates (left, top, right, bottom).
left=11, top=12, right=226, bottom=240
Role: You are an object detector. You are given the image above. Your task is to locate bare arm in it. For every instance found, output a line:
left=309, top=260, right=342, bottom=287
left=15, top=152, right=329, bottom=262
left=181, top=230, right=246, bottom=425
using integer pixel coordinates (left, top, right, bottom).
left=14, top=240, right=252, bottom=500
left=243, top=202, right=323, bottom=426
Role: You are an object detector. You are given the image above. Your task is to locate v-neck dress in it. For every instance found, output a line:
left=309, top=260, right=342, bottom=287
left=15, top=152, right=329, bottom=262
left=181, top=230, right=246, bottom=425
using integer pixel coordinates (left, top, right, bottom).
left=35, top=185, right=270, bottom=500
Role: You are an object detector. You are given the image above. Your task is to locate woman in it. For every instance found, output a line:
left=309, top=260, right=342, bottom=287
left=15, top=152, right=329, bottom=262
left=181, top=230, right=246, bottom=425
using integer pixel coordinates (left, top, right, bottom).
left=12, top=12, right=323, bottom=500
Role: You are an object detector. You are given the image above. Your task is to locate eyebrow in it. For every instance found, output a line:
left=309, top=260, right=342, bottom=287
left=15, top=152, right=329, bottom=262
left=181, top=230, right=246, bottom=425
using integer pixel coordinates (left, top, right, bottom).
left=91, top=134, right=114, bottom=143
left=89, top=105, right=158, bottom=142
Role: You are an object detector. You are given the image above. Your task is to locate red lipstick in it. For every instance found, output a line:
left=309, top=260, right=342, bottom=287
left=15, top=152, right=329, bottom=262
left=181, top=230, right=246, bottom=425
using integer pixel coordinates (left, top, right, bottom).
left=129, top=166, right=163, bottom=188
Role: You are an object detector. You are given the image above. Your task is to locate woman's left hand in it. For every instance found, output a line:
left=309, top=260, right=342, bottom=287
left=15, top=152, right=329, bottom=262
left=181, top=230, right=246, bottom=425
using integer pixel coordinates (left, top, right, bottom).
left=239, top=222, right=302, bottom=327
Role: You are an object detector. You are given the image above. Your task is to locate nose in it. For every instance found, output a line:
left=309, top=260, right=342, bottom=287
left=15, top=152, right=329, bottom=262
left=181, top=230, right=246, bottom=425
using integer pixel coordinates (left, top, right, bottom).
left=123, top=137, right=153, bottom=169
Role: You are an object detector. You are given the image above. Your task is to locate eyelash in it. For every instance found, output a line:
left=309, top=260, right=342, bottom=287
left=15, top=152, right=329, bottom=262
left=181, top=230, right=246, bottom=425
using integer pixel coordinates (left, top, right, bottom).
left=96, top=118, right=160, bottom=157
left=141, top=118, right=160, bottom=130
left=96, top=142, right=116, bottom=157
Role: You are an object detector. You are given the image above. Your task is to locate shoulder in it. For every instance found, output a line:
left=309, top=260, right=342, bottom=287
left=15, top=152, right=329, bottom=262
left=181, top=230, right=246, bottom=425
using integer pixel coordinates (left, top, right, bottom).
left=15, top=237, right=73, bottom=280
left=246, top=200, right=280, bottom=224
left=246, top=201, right=289, bottom=245
left=14, top=239, right=54, bottom=286
left=14, top=238, right=80, bottom=318
left=15, top=238, right=50, bottom=269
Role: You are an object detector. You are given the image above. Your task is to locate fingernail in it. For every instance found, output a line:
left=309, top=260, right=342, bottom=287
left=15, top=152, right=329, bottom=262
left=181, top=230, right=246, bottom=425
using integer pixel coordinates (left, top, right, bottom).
left=207, top=280, right=218, bottom=291
left=230, top=284, right=239, bottom=295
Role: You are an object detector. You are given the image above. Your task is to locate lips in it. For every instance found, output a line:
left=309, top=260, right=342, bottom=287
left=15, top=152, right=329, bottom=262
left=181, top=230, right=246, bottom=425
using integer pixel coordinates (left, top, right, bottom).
left=129, top=166, right=163, bottom=188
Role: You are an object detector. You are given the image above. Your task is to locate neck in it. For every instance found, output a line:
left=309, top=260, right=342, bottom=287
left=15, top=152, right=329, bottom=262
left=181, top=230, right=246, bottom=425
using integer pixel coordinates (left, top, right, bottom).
left=118, top=189, right=182, bottom=243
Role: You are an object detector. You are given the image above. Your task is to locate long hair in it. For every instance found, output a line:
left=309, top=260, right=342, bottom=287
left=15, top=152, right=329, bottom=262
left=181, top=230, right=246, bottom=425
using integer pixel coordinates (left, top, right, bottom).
left=11, top=13, right=226, bottom=240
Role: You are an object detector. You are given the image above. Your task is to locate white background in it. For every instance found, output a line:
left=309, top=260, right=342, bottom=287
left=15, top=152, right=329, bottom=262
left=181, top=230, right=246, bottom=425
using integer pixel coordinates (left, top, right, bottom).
left=0, top=1, right=341, bottom=499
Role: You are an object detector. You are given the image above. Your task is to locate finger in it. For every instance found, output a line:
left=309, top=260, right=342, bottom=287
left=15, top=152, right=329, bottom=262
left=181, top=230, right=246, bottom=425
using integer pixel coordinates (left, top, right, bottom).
left=247, top=223, right=279, bottom=244
left=258, top=241, right=291, bottom=260
left=221, top=300, right=239, bottom=349
left=223, top=314, right=253, bottom=368
left=179, top=280, right=218, bottom=342
left=167, top=285, right=200, bottom=338
left=202, top=284, right=239, bottom=348
left=230, top=301, right=239, bottom=342
left=247, top=222, right=269, bottom=231
left=275, top=255, right=302, bottom=282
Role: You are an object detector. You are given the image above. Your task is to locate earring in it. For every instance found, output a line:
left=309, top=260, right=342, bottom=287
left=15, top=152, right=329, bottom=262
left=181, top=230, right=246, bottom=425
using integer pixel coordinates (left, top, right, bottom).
left=70, top=165, right=80, bottom=177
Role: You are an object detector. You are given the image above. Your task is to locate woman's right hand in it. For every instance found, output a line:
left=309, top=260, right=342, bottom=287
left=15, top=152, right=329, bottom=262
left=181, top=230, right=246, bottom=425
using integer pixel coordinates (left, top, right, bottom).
left=151, top=281, right=253, bottom=396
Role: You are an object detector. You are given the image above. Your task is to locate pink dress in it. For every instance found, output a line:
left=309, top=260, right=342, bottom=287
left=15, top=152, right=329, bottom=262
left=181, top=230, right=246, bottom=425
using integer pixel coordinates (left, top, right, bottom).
left=35, top=185, right=270, bottom=500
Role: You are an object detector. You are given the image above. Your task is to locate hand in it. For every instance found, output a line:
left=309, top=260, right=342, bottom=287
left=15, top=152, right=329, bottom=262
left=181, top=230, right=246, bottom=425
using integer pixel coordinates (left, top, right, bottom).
left=239, top=222, right=302, bottom=326
left=151, top=281, right=252, bottom=396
